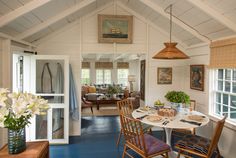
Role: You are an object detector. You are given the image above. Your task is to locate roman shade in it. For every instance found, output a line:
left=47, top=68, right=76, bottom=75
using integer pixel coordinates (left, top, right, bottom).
left=117, top=62, right=129, bottom=69
left=95, top=62, right=113, bottom=69
left=82, top=62, right=90, bottom=69
left=209, top=37, right=236, bottom=68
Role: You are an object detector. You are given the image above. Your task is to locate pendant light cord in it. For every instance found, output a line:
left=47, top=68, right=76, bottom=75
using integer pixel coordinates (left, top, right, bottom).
left=170, top=4, right=172, bottom=43
left=164, top=4, right=211, bottom=42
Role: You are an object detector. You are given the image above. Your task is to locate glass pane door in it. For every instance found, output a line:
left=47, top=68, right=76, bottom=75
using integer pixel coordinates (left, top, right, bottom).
left=30, top=55, right=69, bottom=144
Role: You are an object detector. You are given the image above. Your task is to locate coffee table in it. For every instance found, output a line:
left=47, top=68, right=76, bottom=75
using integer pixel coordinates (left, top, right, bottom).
left=88, top=98, right=121, bottom=110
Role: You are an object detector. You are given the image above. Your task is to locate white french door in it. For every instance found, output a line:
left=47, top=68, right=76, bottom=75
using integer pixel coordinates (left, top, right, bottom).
left=14, top=55, right=70, bottom=144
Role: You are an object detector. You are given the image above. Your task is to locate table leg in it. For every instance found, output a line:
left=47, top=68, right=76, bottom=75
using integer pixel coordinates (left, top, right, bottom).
left=164, top=128, right=177, bottom=158
left=164, top=127, right=173, bottom=146
left=96, top=101, right=99, bottom=110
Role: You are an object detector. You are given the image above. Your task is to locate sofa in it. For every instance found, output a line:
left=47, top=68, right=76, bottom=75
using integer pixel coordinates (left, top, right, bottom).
left=81, top=85, right=129, bottom=100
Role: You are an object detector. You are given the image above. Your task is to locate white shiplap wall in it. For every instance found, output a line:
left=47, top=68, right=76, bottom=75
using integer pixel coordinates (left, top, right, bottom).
left=36, top=3, right=188, bottom=136
left=185, top=45, right=236, bottom=158
left=0, top=39, right=2, bottom=86
left=0, top=38, right=3, bottom=148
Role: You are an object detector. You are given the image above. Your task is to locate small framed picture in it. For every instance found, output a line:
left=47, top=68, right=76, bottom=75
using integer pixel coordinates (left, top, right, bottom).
left=190, top=65, right=204, bottom=91
left=157, top=67, right=172, bottom=84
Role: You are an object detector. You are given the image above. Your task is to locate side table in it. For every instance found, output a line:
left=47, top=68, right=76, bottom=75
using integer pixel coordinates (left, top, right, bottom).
left=0, top=141, right=49, bottom=158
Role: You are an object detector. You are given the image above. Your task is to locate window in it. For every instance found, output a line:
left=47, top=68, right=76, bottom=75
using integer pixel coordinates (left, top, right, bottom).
left=81, top=69, right=90, bottom=85
left=117, top=69, right=129, bottom=86
left=96, top=69, right=111, bottom=84
left=211, top=69, right=236, bottom=124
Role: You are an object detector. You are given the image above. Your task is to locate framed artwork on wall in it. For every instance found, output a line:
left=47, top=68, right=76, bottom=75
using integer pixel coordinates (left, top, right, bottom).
left=98, top=14, right=133, bottom=44
left=157, top=67, right=172, bottom=84
left=190, top=65, right=204, bottom=91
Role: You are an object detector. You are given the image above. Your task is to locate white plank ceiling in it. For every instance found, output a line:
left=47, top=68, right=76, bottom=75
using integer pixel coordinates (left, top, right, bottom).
left=0, top=0, right=235, bottom=46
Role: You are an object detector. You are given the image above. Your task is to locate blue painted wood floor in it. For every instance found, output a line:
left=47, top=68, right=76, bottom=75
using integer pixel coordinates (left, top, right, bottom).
left=49, top=116, right=221, bottom=158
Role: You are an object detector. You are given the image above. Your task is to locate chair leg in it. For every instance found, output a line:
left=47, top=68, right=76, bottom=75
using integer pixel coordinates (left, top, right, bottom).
left=216, top=146, right=221, bottom=158
left=149, top=128, right=152, bottom=135
left=122, top=144, right=127, bottom=158
left=90, top=107, right=93, bottom=113
left=177, top=150, right=181, bottom=158
left=116, top=129, right=123, bottom=147
left=166, top=152, right=169, bottom=158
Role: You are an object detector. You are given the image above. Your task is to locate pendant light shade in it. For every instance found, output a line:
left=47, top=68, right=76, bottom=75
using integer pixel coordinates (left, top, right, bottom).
left=152, top=5, right=189, bottom=60
left=152, top=42, right=189, bottom=59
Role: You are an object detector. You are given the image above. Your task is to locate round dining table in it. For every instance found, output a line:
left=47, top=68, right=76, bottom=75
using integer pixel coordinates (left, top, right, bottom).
left=132, top=107, right=209, bottom=158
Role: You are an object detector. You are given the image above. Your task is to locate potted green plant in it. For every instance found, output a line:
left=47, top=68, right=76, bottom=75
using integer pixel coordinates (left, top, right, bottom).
left=165, top=91, right=190, bottom=109
left=107, top=85, right=121, bottom=98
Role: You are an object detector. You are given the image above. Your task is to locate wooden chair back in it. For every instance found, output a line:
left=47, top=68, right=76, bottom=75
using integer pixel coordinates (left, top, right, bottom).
left=190, top=100, right=196, bottom=110
left=117, top=99, right=133, bottom=116
left=119, top=114, right=147, bottom=155
left=207, top=115, right=227, bottom=157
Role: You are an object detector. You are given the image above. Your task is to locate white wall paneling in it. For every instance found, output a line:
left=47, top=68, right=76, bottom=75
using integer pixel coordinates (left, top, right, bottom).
left=36, top=2, right=187, bottom=136
left=35, top=3, right=236, bottom=157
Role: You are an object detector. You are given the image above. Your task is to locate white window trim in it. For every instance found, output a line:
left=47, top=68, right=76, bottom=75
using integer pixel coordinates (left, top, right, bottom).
left=96, top=69, right=111, bottom=84
left=209, top=69, right=236, bottom=127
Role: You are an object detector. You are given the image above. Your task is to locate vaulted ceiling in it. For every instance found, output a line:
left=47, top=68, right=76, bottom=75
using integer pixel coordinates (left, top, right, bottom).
left=0, top=0, right=236, bottom=47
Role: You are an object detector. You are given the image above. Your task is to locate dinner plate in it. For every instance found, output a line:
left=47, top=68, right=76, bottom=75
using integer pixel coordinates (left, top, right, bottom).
left=146, top=115, right=163, bottom=122
left=187, top=115, right=205, bottom=122
left=138, top=106, right=150, bottom=112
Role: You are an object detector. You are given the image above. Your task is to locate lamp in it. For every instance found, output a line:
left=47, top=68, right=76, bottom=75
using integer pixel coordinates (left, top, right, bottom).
left=152, top=4, right=189, bottom=59
left=128, top=75, right=135, bottom=92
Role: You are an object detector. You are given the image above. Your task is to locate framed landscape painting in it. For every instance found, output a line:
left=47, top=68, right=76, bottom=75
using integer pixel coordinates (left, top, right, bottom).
left=190, top=65, right=204, bottom=91
left=98, top=14, right=133, bottom=43
left=157, top=67, right=172, bottom=84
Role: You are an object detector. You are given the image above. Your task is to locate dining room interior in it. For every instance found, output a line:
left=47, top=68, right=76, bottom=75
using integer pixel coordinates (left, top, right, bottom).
left=0, top=0, right=236, bottom=158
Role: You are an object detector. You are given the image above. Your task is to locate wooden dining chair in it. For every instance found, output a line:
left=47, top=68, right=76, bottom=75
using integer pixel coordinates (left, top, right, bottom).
left=116, top=99, right=153, bottom=147
left=81, top=97, right=93, bottom=113
left=175, top=115, right=227, bottom=158
left=120, top=114, right=170, bottom=158
left=172, top=100, right=196, bottom=137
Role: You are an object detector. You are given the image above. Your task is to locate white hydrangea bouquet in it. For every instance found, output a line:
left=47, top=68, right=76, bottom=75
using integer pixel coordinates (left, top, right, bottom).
left=0, top=88, right=49, bottom=130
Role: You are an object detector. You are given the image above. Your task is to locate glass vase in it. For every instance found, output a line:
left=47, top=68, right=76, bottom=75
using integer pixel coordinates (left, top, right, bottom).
left=8, top=128, right=26, bottom=154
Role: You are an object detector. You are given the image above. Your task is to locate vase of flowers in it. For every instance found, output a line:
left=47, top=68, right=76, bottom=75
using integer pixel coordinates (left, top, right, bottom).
left=0, top=88, right=49, bottom=154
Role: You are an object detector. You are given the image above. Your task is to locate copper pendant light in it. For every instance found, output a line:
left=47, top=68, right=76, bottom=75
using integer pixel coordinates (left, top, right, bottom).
left=152, top=5, right=189, bottom=60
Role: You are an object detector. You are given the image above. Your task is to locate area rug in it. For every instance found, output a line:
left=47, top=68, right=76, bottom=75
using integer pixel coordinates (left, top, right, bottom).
left=82, top=105, right=119, bottom=116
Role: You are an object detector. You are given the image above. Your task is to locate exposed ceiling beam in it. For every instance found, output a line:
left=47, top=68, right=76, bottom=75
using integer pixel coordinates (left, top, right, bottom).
left=186, top=0, right=236, bottom=32
left=0, top=32, right=36, bottom=47
left=16, top=0, right=95, bottom=40
left=0, top=0, right=51, bottom=28
left=34, top=1, right=113, bottom=45
left=140, top=0, right=210, bottom=43
left=117, top=1, right=188, bottom=48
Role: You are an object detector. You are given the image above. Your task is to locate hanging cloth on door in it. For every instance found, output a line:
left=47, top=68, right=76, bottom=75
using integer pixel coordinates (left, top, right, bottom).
left=69, top=64, right=79, bottom=120
left=53, top=63, right=64, bottom=132
left=41, top=63, right=54, bottom=98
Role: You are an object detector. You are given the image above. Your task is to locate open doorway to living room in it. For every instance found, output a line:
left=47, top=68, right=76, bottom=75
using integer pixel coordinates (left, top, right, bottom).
left=80, top=53, right=146, bottom=117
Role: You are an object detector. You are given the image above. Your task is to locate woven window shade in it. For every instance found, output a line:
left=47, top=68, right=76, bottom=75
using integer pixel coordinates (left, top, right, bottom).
left=117, top=62, right=129, bottom=69
left=95, top=62, right=113, bottom=69
left=209, top=37, right=236, bottom=68
left=82, top=62, right=90, bottom=68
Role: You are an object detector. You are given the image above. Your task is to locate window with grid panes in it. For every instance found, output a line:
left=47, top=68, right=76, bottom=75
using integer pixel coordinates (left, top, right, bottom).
left=96, top=69, right=111, bottom=84
left=212, top=69, right=236, bottom=124
left=117, top=69, right=128, bottom=86
left=81, top=69, right=90, bottom=85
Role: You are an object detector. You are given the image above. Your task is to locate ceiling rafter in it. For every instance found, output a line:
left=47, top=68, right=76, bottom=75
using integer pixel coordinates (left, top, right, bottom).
left=34, top=1, right=114, bottom=45
left=16, top=0, right=96, bottom=40
left=140, top=0, right=210, bottom=43
left=186, top=0, right=236, bottom=33
left=0, top=32, right=36, bottom=47
left=0, top=0, right=51, bottom=28
left=117, top=1, right=188, bottom=48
